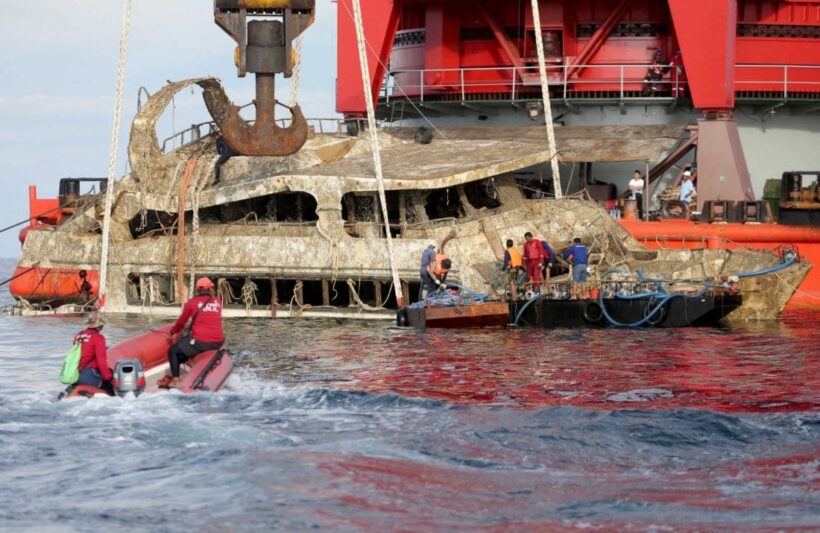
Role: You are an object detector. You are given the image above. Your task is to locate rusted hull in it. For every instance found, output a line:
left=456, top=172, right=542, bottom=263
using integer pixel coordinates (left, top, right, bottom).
left=404, top=302, right=510, bottom=329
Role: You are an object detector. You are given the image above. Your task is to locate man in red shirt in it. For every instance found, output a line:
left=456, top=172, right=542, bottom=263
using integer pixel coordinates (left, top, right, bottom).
left=74, top=312, right=113, bottom=391
left=522, top=232, right=548, bottom=290
left=162, top=277, right=224, bottom=388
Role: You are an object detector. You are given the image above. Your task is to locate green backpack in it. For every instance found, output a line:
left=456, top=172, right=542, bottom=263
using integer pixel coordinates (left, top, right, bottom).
left=59, top=343, right=83, bottom=385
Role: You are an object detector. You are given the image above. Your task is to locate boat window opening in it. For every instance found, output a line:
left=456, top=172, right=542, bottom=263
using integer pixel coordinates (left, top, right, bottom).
left=515, top=174, right=554, bottom=200
left=341, top=192, right=403, bottom=238
left=425, top=186, right=465, bottom=220
left=300, top=280, right=325, bottom=307
left=464, top=179, right=502, bottom=210
left=266, top=192, right=318, bottom=223
left=128, top=274, right=174, bottom=306
left=199, top=192, right=318, bottom=224
left=128, top=210, right=178, bottom=239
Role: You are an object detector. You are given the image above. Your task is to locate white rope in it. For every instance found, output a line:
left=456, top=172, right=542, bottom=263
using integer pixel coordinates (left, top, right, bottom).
left=530, top=0, right=562, bottom=199
left=351, top=0, right=405, bottom=307
left=288, top=34, right=304, bottom=108
left=98, top=0, right=133, bottom=306
left=241, top=278, right=259, bottom=310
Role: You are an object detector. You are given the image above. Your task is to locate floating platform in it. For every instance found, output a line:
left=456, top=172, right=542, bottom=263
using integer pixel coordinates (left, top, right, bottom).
left=512, top=293, right=743, bottom=328
left=400, top=301, right=510, bottom=329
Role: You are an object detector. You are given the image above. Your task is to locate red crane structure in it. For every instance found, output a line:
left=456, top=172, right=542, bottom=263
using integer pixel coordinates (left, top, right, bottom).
left=336, top=0, right=820, bottom=204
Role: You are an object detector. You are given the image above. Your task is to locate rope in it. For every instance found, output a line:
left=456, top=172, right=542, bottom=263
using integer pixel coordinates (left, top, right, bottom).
left=351, top=0, right=405, bottom=308
left=289, top=281, right=310, bottom=317
left=346, top=279, right=384, bottom=311
left=241, top=278, right=259, bottom=310
left=530, top=0, right=562, bottom=199
left=186, top=156, right=214, bottom=296
left=218, top=278, right=242, bottom=305
left=176, top=157, right=199, bottom=302
left=289, top=34, right=304, bottom=108
left=98, top=0, right=133, bottom=308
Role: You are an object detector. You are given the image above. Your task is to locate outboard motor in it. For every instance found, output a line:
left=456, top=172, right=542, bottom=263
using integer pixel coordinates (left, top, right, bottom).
left=112, top=359, right=146, bottom=397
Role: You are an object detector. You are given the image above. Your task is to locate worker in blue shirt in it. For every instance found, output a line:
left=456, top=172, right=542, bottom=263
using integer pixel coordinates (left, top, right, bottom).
left=418, top=242, right=437, bottom=301
left=541, top=239, right=556, bottom=282
left=563, top=237, right=589, bottom=300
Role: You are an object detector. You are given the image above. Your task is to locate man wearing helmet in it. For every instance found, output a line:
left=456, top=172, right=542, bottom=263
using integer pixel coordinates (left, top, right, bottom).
left=641, top=50, right=669, bottom=96
left=162, top=277, right=224, bottom=388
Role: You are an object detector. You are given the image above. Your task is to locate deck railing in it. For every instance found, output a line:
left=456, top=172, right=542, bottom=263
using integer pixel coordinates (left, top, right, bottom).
left=382, top=63, right=820, bottom=104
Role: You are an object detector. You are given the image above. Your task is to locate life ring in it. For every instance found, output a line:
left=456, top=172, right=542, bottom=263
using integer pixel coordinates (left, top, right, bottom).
left=644, top=300, right=666, bottom=326
left=396, top=308, right=409, bottom=327
left=583, top=301, right=604, bottom=323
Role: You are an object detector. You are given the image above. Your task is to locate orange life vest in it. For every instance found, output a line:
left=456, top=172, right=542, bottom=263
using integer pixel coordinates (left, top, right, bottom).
left=433, top=253, right=450, bottom=278
left=507, top=247, right=523, bottom=268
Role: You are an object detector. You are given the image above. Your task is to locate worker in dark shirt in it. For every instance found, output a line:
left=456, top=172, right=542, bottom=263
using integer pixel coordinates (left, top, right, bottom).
left=74, top=312, right=113, bottom=391
left=161, top=277, right=224, bottom=388
left=418, top=242, right=437, bottom=301
left=563, top=237, right=590, bottom=300
left=541, top=239, right=557, bottom=282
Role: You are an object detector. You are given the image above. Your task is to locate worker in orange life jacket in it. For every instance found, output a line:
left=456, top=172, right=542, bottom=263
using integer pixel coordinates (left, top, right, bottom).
left=423, top=253, right=452, bottom=299
left=501, top=239, right=525, bottom=300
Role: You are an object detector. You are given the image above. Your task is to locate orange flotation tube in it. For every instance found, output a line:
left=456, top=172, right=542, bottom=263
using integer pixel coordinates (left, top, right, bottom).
left=62, top=325, right=234, bottom=398
left=8, top=267, right=98, bottom=304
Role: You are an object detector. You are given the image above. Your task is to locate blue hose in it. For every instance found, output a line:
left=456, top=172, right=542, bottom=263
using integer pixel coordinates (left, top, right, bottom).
left=736, top=255, right=795, bottom=278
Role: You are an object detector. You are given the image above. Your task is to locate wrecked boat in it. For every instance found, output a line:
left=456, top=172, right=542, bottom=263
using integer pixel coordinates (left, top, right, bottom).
left=8, top=1, right=811, bottom=321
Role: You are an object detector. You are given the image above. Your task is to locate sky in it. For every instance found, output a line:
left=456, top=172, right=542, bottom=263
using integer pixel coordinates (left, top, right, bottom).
left=0, top=0, right=339, bottom=258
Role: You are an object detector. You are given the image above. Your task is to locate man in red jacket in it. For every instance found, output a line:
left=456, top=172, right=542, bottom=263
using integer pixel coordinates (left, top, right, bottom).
left=522, top=232, right=548, bottom=290
left=74, top=312, right=113, bottom=391
left=162, top=277, right=224, bottom=388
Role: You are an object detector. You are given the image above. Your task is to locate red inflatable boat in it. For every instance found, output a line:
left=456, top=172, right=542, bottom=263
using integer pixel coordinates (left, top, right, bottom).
left=61, top=325, right=233, bottom=398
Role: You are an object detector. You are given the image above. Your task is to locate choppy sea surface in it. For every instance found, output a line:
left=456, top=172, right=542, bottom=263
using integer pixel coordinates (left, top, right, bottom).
left=0, top=260, right=818, bottom=531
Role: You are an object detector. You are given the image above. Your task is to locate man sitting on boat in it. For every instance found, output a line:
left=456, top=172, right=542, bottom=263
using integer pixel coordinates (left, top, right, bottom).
left=423, top=253, right=452, bottom=299
left=161, top=277, right=224, bottom=389
left=73, top=312, right=114, bottom=393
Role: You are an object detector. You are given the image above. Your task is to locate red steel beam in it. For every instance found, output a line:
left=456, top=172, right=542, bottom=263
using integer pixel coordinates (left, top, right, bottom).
left=336, top=0, right=402, bottom=115
left=478, top=1, right=525, bottom=70
left=566, top=0, right=633, bottom=80
left=668, top=0, right=737, bottom=111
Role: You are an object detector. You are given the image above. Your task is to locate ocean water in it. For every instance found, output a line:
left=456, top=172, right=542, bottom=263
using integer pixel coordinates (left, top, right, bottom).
left=0, top=260, right=818, bottom=531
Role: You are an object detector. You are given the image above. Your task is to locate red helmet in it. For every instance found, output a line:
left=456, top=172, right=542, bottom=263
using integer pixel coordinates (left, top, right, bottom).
left=195, top=277, right=214, bottom=291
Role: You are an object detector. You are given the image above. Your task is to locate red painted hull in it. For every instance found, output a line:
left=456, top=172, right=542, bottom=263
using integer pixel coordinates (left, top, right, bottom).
left=619, top=219, right=820, bottom=309
left=8, top=267, right=98, bottom=304
left=62, top=325, right=233, bottom=398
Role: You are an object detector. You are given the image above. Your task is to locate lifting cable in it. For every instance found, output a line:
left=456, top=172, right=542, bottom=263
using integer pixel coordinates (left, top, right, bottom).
left=530, top=0, right=562, bottom=198
left=351, top=0, right=405, bottom=307
left=176, top=157, right=199, bottom=302
left=98, top=0, right=133, bottom=309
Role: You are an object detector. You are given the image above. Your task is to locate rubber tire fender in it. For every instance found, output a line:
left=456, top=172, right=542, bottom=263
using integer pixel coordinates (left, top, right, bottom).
left=396, top=308, right=409, bottom=327
left=583, top=301, right=604, bottom=324
left=644, top=301, right=666, bottom=326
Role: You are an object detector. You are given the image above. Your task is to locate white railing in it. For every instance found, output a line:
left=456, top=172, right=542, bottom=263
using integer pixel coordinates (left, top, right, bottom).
left=735, top=64, right=820, bottom=99
left=382, top=63, right=820, bottom=103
